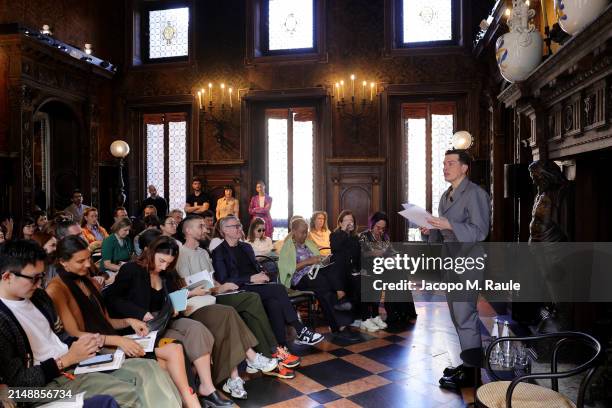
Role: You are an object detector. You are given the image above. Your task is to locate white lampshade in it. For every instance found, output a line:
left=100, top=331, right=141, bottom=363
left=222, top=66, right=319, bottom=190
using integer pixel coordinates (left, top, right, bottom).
left=452, top=131, right=473, bottom=150
left=110, top=140, right=130, bottom=158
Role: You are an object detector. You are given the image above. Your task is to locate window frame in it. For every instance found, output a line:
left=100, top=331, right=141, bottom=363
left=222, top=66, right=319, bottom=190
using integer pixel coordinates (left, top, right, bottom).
left=143, top=111, right=189, bottom=209
left=384, top=0, right=465, bottom=57
left=246, top=0, right=327, bottom=65
left=131, top=0, right=195, bottom=68
left=264, top=107, right=317, bottom=238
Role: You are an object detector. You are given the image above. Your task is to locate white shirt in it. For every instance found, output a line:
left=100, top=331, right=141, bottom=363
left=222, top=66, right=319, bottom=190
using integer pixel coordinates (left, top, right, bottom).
left=208, top=238, right=223, bottom=252
left=248, top=237, right=274, bottom=256
left=1, top=297, right=68, bottom=364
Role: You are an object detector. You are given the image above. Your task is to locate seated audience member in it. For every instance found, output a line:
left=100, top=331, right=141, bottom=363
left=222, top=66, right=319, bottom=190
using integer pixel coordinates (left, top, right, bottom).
left=133, top=215, right=161, bottom=256
left=208, top=221, right=224, bottom=252
left=176, top=215, right=298, bottom=379
left=113, top=207, right=128, bottom=224
left=46, top=236, right=201, bottom=408
left=160, top=215, right=181, bottom=246
left=0, top=240, right=181, bottom=407
left=64, top=189, right=90, bottom=223
left=309, top=211, right=331, bottom=255
left=100, top=217, right=133, bottom=274
left=81, top=207, right=109, bottom=251
left=0, top=228, right=5, bottom=244
left=272, top=215, right=305, bottom=253
left=18, top=217, right=36, bottom=240
left=329, top=210, right=361, bottom=315
left=216, top=185, right=239, bottom=220
left=212, top=216, right=324, bottom=348
left=33, top=210, right=48, bottom=232
left=202, top=210, right=215, bottom=233
left=103, top=236, right=233, bottom=407
left=142, top=185, right=168, bottom=218
left=360, top=212, right=416, bottom=326
left=279, top=218, right=356, bottom=340
left=246, top=218, right=274, bottom=256
left=55, top=219, right=83, bottom=240
left=170, top=209, right=184, bottom=226
left=31, top=231, right=57, bottom=256
left=1, top=216, right=14, bottom=240
left=143, top=204, right=157, bottom=219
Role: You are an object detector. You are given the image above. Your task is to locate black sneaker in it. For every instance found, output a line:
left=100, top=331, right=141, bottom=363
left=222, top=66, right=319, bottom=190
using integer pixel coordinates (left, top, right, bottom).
left=295, top=327, right=324, bottom=346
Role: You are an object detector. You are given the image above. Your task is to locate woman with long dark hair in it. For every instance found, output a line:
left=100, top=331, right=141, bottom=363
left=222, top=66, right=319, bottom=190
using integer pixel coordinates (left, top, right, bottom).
left=102, top=236, right=239, bottom=407
left=248, top=180, right=273, bottom=238
left=46, top=236, right=194, bottom=407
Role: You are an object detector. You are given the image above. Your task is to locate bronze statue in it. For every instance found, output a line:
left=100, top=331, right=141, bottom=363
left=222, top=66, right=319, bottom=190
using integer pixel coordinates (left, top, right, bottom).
left=528, top=160, right=569, bottom=242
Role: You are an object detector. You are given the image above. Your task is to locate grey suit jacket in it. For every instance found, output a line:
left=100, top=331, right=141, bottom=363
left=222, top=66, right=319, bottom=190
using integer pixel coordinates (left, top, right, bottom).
left=427, top=177, right=490, bottom=243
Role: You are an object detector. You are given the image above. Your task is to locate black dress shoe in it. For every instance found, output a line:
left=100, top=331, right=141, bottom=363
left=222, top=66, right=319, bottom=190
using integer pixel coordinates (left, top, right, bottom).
left=199, top=390, right=234, bottom=407
left=443, top=364, right=464, bottom=377
left=334, top=298, right=352, bottom=311
left=438, top=368, right=475, bottom=391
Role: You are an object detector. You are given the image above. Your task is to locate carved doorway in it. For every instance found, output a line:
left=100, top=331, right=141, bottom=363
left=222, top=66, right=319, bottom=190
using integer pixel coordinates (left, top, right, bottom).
left=35, top=101, right=85, bottom=213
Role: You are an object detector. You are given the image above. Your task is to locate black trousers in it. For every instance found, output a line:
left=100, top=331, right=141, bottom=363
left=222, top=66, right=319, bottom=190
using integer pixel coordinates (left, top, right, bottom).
left=294, top=271, right=352, bottom=332
left=245, top=283, right=302, bottom=346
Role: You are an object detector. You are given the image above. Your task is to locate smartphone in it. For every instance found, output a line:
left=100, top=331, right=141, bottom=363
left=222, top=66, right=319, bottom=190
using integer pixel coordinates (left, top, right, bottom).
left=78, top=353, right=114, bottom=367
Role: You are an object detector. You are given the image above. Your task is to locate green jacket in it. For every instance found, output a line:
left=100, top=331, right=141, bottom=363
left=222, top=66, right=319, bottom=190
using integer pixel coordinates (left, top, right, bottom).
left=278, top=235, right=320, bottom=288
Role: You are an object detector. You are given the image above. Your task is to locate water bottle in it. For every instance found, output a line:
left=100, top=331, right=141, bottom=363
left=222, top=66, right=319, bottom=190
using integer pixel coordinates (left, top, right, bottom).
left=489, top=318, right=502, bottom=365
left=501, top=321, right=515, bottom=368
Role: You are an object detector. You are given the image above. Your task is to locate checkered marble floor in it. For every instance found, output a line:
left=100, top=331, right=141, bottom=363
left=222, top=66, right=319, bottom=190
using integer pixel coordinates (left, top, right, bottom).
left=235, top=302, right=469, bottom=408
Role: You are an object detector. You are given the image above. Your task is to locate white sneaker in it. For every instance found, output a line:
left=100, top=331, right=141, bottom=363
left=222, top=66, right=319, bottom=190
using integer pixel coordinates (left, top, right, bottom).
left=246, top=353, right=278, bottom=374
left=222, top=376, right=247, bottom=399
left=360, top=318, right=379, bottom=332
left=350, top=319, right=362, bottom=327
left=371, top=316, right=388, bottom=329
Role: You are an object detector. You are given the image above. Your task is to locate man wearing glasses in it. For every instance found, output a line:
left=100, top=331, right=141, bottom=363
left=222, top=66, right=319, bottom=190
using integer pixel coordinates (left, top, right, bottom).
left=212, top=216, right=324, bottom=349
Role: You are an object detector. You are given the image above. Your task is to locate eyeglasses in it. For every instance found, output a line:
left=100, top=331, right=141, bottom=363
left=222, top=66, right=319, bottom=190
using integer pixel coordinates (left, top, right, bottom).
left=11, top=271, right=45, bottom=285
left=224, top=224, right=243, bottom=229
left=165, top=221, right=177, bottom=226
left=256, top=229, right=265, bottom=233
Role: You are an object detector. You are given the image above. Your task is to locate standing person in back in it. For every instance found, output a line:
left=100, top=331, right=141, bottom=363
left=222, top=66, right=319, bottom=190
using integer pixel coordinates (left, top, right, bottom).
left=248, top=181, right=273, bottom=238
left=64, top=190, right=90, bottom=223
left=185, top=178, right=212, bottom=215
left=216, top=185, right=239, bottom=220
left=142, top=185, right=168, bottom=218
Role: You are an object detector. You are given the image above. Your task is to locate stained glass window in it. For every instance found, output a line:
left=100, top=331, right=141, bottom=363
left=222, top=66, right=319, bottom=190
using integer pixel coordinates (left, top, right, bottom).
left=267, top=118, right=289, bottom=240
left=403, top=0, right=453, bottom=44
left=431, top=114, right=454, bottom=215
left=145, top=116, right=187, bottom=214
left=268, top=0, right=314, bottom=50
left=149, top=7, right=189, bottom=59
left=292, top=116, right=314, bottom=220
left=146, top=123, right=165, bottom=199
left=403, top=104, right=455, bottom=241
left=267, top=109, right=315, bottom=241
left=168, top=121, right=187, bottom=212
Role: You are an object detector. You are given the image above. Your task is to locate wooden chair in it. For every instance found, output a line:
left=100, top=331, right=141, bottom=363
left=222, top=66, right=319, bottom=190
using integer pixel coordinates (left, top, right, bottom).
left=476, top=332, right=602, bottom=408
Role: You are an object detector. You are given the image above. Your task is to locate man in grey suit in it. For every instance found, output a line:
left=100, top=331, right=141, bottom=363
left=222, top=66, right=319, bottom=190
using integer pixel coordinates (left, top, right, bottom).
left=420, top=149, right=491, bottom=390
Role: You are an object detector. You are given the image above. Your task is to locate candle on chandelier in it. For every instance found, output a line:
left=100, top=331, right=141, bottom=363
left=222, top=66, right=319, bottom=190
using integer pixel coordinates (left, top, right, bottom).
left=370, top=82, right=375, bottom=101
left=228, top=87, right=233, bottom=108
left=197, top=90, right=202, bottom=109
left=362, top=81, right=367, bottom=100
left=350, top=74, right=355, bottom=98
left=208, top=83, right=213, bottom=104
left=340, top=80, right=345, bottom=99
left=220, top=83, right=226, bottom=105
left=335, top=83, right=340, bottom=100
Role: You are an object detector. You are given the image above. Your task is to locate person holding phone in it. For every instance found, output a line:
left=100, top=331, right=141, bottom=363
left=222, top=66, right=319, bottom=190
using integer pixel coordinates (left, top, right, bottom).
left=0, top=240, right=181, bottom=407
left=47, top=235, right=202, bottom=408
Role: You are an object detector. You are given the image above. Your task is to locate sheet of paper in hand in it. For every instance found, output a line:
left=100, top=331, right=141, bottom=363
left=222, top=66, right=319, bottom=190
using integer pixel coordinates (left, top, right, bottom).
left=124, top=330, right=158, bottom=353
left=399, top=203, right=434, bottom=229
left=185, top=271, right=215, bottom=290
